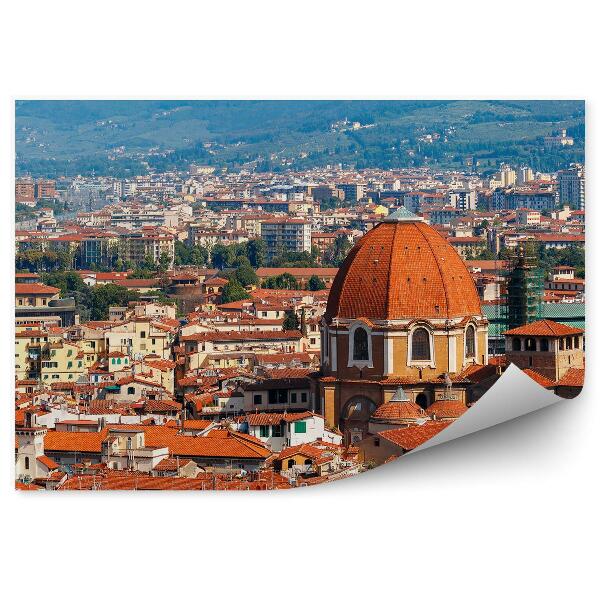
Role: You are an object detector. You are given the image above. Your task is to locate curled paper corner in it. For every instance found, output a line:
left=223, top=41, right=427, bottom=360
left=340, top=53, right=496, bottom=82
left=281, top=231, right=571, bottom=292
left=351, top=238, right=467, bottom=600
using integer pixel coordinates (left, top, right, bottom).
left=412, top=364, right=563, bottom=454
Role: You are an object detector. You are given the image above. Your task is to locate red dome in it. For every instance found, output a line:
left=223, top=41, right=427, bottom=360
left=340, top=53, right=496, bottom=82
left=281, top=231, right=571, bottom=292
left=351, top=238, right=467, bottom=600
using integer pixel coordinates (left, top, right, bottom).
left=325, top=213, right=482, bottom=322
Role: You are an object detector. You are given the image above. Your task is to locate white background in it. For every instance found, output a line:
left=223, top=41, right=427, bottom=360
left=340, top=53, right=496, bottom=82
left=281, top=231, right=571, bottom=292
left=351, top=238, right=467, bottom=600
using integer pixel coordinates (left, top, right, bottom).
left=0, top=1, right=597, bottom=598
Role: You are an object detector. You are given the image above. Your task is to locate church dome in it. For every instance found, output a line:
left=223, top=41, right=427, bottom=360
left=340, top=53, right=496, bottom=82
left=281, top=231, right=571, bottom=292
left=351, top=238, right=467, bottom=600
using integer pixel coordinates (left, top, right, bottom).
left=324, top=208, right=482, bottom=323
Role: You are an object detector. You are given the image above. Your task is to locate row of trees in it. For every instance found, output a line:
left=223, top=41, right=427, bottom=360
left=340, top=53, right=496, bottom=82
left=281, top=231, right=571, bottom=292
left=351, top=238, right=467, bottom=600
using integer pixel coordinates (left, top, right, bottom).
left=221, top=269, right=327, bottom=304
left=174, top=235, right=352, bottom=271
left=16, top=249, right=75, bottom=272
left=41, top=271, right=176, bottom=321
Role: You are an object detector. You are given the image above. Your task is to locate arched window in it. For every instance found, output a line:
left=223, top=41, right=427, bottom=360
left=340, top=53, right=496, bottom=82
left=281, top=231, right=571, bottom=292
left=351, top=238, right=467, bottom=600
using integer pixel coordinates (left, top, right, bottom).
left=525, top=338, right=536, bottom=351
left=513, top=338, right=521, bottom=351
left=353, top=327, right=369, bottom=361
left=412, top=328, right=431, bottom=361
left=540, top=338, right=549, bottom=352
left=126, top=437, right=132, bottom=450
left=465, top=325, right=476, bottom=358
left=24, top=456, right=30, bottom=470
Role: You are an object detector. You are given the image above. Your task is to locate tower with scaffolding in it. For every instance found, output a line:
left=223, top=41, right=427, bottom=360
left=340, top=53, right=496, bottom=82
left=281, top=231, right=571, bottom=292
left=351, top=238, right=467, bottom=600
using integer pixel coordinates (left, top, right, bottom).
left=490, top=241, right=544, bottom=355
left=504, top=241, right=544, bottom=330
left=487, top=241, right=544, bottom=355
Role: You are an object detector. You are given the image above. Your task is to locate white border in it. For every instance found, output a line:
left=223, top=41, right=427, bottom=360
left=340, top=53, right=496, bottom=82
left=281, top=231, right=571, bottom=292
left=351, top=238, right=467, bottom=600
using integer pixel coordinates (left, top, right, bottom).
left=1, top=2, right=598, bottom=599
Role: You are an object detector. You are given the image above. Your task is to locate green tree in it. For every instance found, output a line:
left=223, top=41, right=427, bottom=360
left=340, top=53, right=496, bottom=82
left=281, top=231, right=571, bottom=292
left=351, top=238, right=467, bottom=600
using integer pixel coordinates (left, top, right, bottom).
left=475, top=248, right=496, bottom=260
left=246, top=238, right=267, bottom=268
left=42, top=271, right=88, bottom=297
left=189, top=245, right=209, bottom=266
left=157, top=252, right=171, bottom=273
left=234, top=260, right=259, bottom=287
left=90, top=284, right=141, bottom=320
left=220, top=278, right=251, bottom=303
left=141, top=254, right=157, bottom=272
left=211, top=243, right=237, bottom=269
left=307, top=274, right=326, bottom=291
left=283, top=309, right=300, bottom=331
left=323, top=236, right=351, bottom=267
left=127, top=267, right=155, bottom=279
left=263, top=272, right=299, bottom=290
left=270, top=249, right=317, bottom=268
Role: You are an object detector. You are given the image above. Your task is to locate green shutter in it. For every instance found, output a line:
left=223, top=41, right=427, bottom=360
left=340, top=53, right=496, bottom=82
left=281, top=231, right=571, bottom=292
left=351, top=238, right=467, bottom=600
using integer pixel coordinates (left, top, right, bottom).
left=294, top=421, right=307, bottom=434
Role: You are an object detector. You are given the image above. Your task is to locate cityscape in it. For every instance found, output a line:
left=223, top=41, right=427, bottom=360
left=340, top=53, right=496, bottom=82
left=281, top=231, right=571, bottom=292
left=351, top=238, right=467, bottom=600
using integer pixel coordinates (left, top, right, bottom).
left=14, top=100, right=585, bottom=490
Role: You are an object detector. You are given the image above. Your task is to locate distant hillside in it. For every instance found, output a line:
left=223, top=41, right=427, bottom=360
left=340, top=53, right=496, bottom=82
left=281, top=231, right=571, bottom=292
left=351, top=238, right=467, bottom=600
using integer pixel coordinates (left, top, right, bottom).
left=15, top=100, right=584, bottom=177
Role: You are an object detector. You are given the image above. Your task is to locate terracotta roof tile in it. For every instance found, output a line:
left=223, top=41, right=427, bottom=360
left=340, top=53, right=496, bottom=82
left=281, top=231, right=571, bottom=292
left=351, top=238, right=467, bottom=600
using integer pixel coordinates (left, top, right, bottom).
left=15, top=283, right=60, bottom=295
left=425, top=400, right=468, bottom=419
left=378, top=421, right=450, bottom=450
left=371, top=401, right=425, bottom=420
left=325, top=221, right=481, bottom=322
left=555, top=367, right=585, bottom=387
left=504, top=319, right=584, bottom=337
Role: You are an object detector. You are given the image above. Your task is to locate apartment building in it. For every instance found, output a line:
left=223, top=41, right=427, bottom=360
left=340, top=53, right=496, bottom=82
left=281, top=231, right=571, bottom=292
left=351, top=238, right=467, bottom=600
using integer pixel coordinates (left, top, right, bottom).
left=260, top=218, right=312, bottom=260
left=558, top=165, right=585, bottom=210
left=118, top=229, right=175, bottom=268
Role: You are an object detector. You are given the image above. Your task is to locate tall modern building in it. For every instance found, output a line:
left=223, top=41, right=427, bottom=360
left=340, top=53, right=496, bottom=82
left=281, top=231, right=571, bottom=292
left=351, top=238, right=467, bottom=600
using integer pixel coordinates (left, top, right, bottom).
left=558, top=165, right=585, bottom=210
left=448, top=189, right=477, bottom=211
left=118, top=230, right=175, bottom=268
left=517, top=166, right=534, bottom=185
left=499, top=164, right=517, bottom=187
left=336, top=183, right=365, bottom=203
left=261, top=218, right=312, bottom=260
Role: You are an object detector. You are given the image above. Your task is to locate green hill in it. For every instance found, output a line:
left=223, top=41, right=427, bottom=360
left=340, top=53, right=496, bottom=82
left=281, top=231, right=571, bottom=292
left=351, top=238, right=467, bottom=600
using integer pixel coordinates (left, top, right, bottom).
left=15, top=100, right=584, bottom=177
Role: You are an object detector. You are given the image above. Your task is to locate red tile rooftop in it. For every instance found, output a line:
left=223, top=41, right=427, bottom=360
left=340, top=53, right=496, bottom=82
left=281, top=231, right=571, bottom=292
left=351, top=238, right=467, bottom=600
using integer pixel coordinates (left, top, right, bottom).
left=556, top=367, right=585, bottom=388
left=57, top=469, right=291, bottom=491
left=522, top=369, right=556, bottom=388
left=371, top=401, right=425, bottom=420
left=15, top=283, right=60, bottom=295
left=425, top=400, right=468, bottom=419
left=325, top=220, right=482, bottom=323
left=378, top=421, right=451, bottom=451
left=246, top=411, right=315, bottom=426
left=180, top=330, right=303, bottom=341
left=504, top=319, right=584, bottom=337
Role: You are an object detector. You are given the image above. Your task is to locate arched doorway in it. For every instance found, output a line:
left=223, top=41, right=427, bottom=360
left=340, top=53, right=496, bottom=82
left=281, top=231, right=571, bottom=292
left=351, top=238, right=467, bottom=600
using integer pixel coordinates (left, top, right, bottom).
left=340, top=396, right=377, bottom=445
left=415, top=393, right=429, bottom=410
